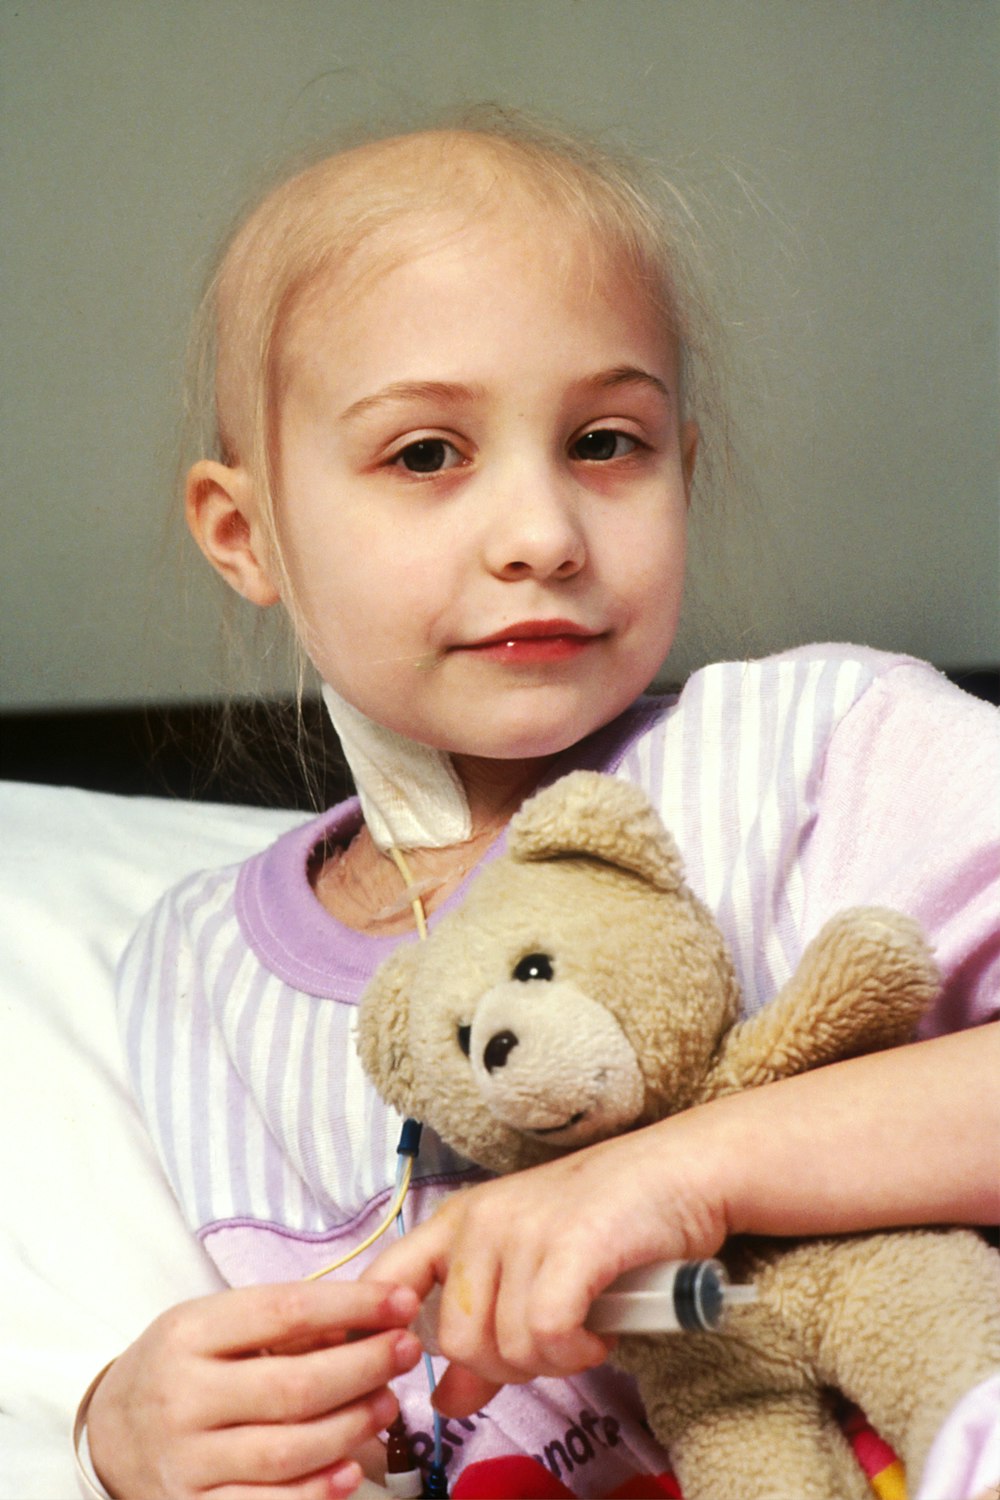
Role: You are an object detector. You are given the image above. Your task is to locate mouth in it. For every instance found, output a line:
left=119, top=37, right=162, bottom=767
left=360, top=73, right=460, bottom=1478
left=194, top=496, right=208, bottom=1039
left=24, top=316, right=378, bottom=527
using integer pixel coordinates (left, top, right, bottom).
left=527, top=1110, right=586, bottom=1137
left=458, top=620, right=605, bottom=665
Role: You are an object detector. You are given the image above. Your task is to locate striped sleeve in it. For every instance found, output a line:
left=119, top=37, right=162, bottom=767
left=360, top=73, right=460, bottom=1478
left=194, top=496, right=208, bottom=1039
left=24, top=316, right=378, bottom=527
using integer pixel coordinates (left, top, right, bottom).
left=116, top=866, right=256, bottom=1232
left=617, top=650, right=878, bottom=1016
left=616, top=649, right=997, bottom=1035
left=115, top=869, right=440, bottom=1244
left=802, top=661, right=1000, bottom=1035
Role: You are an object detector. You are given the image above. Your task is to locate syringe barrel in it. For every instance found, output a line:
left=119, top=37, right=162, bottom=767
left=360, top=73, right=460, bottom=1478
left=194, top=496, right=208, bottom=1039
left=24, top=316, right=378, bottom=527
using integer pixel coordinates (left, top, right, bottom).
left=586, top=1258, right=737, bottom=1335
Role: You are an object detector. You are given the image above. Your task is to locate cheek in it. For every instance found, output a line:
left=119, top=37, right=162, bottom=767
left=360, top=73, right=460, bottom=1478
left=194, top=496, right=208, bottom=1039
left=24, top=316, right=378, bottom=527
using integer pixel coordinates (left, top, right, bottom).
left=619, top=523, right=687, bottom=676
left=617, top=507, right=687, bottom=610
left=281, top=516, right=411, bottom=638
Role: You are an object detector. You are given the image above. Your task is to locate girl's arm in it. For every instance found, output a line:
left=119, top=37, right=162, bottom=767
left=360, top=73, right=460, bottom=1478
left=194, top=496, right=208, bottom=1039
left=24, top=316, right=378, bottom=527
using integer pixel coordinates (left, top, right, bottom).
left=368, top=1022, right=1000, bottom=1417
left=85, top=1280, right=422, bottom=1500
left=713, top=1021, right=999, bottom=1236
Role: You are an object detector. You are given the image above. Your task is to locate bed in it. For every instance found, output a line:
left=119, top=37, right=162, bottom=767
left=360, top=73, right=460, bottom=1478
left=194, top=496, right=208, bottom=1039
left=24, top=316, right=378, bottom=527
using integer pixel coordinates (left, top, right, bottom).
left=0, top=781, right=309, bottom=1496
left=2, top=675, right=996, bottom=1498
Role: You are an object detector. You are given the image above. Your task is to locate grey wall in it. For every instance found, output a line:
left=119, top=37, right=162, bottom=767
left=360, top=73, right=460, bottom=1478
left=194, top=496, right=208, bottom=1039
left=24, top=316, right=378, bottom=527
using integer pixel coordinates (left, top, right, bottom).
left=2, top=0, right=997, bottom=709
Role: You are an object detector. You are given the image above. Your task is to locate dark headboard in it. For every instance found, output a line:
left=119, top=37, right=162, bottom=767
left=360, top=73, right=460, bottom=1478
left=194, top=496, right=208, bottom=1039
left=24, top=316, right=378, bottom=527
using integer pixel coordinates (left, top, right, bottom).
left=1, top=698, right=351, bottom=810
left=3, top=668, right=996, bottom=809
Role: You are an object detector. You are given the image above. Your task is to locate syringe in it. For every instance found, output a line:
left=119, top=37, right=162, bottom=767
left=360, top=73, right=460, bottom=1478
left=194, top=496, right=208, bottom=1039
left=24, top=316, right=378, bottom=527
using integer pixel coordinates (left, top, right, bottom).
left=414, top=1259, right=757, bottom=1353
left=585, top=1258, right=758, bottom=1335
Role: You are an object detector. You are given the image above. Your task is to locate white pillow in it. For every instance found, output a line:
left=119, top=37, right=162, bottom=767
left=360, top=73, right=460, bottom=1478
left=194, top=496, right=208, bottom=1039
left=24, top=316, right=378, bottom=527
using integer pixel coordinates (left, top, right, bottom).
left=0, top=781, right=307, bottom=1499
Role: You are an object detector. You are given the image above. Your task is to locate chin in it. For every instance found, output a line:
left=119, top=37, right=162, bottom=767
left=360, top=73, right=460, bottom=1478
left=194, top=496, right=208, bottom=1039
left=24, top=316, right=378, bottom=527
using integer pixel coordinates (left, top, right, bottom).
left=445, top=697, right=629, bottom=764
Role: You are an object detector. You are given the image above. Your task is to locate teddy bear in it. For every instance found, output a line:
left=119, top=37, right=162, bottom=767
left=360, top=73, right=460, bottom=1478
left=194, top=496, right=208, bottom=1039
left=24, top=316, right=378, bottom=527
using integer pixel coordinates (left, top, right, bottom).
left=357, top=770, right=1000, bottom=1500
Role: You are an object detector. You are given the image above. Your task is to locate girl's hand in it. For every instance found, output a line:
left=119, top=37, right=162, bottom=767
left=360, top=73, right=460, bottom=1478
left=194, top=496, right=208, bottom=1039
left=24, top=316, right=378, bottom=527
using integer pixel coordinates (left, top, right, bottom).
left=368, top=1027, right=1000, bottom=1420
left=366, top=1122, right=728, bottom=1419
left=86, top=1280, right=423, bottom=1500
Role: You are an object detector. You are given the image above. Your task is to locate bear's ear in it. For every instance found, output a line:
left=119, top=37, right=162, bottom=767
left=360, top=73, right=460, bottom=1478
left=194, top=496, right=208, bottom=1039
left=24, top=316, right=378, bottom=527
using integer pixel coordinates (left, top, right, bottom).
left=356, top=945, right=421, bottom=1115
left=509, top=771, right=685, bottom=892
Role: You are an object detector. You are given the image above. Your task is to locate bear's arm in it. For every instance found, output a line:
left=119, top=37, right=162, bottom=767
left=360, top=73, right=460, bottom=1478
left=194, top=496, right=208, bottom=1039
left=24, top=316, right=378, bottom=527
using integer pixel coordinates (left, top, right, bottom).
left=699, top=907, right=939, bottom=1100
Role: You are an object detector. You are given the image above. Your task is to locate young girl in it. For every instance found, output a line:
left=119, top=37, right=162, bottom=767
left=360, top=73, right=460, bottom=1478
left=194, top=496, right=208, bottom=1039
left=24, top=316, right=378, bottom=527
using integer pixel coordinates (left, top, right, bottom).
left=82, top=116, right=999, bottom=1500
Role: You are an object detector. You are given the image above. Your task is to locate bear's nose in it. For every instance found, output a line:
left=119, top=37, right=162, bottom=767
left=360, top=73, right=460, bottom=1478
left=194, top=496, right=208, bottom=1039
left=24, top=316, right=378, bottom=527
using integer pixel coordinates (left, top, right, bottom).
left=483, top=1029, right=519, bottom=1073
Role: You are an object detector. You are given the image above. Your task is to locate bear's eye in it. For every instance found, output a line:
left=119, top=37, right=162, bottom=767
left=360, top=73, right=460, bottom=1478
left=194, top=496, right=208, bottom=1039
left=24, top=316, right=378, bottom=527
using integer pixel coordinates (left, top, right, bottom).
left=456, top=1024, right=471, bottom=1057
left=513, top=952, right=554, bottom=983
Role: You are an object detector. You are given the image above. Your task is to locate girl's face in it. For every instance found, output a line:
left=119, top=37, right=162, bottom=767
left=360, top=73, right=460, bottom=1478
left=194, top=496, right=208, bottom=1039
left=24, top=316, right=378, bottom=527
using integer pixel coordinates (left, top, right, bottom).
left=272, top=206, right=694, bottom=762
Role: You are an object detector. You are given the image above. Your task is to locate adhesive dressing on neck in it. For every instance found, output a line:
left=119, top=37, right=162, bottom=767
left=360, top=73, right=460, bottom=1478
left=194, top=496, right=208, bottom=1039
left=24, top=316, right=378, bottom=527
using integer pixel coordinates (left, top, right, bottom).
left=320, top=682, right=472, bottom=851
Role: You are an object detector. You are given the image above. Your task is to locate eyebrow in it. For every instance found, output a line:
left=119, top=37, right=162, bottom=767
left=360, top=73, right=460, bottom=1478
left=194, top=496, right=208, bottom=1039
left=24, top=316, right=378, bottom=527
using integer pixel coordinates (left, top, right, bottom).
left=588, top=366, right=672, bottom=404
left=338, top=366, right=672, bottom=424
left=339, top=380, right=484, bottom=423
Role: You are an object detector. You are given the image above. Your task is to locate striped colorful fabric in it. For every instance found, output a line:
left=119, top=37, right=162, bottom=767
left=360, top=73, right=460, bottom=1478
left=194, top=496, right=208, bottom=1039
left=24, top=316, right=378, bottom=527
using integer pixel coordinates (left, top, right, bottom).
left=843, top=1407, right=908, bottom=1499
left=116, top=644, right=998, bottom=1496
left=617, top=649, right=877, bottom=1015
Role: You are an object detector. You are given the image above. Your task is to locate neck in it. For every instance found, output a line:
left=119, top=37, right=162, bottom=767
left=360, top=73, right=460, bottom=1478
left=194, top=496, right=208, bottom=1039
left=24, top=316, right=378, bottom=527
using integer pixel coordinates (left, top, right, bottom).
left=322, top=679, right=559, bottom=851
left=449, top=752, right=558, bottom=834
left=313, top=756, right=554, bottom=935
left=315, top=682, right=562, bottom=932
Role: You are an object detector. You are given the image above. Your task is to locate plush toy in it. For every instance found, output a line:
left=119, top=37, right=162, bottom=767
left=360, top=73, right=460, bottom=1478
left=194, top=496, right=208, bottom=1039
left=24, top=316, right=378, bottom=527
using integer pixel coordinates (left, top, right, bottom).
left=358, top=771, right=1000, bottom=1500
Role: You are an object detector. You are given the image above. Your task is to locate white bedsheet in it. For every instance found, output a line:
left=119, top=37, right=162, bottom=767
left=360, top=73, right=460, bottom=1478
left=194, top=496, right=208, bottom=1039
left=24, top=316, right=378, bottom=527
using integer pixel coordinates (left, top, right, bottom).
left=2, top=779, right=994, bottom=1499
left=0, top=781, right=306, bottom=1498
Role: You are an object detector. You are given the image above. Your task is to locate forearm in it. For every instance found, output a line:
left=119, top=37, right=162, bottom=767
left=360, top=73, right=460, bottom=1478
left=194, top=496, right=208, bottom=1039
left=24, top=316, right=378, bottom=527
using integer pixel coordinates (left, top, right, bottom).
left=367, top=1023, right=998, bottom=1415
left=683, top=1022, right=1000, bottom=1239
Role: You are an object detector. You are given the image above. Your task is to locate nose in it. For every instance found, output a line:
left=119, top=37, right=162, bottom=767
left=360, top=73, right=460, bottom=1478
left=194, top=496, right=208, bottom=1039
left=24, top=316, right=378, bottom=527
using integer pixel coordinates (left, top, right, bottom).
left=484, top=463, right=587, bottom=583
left=483, top=1029, right=519, bottom=1072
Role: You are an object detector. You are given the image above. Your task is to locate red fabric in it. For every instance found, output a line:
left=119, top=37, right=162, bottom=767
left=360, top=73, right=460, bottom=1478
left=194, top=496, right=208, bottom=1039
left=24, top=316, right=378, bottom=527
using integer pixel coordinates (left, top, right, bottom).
left=450, top=1455, right=681, bottom=1498
left=451, top=1456, right=574, bottom=1498
left=448, top=1409, right=899, bottom=1497
left=606, top=1473, right=683, bottom=1498
left=842, top=1405, right=903, bottom=1482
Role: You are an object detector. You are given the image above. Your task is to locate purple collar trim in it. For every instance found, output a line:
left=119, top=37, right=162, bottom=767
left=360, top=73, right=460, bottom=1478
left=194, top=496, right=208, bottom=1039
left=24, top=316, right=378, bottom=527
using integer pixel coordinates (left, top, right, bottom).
left=235, top=695, right=671, bottom=1001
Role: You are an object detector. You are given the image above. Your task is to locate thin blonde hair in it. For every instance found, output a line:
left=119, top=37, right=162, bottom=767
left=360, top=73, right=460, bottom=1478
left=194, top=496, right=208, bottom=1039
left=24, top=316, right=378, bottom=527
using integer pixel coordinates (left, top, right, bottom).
left=187, top=105, right=731, bottom=606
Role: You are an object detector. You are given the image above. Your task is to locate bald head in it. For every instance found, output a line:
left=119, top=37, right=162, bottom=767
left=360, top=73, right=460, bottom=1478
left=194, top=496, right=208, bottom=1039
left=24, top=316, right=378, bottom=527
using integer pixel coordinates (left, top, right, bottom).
left=204, top=118, right=693, bottom=548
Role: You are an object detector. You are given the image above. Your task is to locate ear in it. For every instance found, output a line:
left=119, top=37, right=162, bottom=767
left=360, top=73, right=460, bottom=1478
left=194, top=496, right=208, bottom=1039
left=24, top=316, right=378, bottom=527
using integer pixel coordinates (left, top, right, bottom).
left=356, top=945, right=422, bottom=1115
left=185, top=459, right=281, bottom=607
left=509, top=771, right=685, bottom=892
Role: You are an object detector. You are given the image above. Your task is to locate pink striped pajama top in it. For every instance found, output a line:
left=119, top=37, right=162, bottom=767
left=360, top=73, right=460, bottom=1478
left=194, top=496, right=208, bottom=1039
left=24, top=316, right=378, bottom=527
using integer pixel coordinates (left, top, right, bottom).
left=116, top=645, right=1000, bottom=1497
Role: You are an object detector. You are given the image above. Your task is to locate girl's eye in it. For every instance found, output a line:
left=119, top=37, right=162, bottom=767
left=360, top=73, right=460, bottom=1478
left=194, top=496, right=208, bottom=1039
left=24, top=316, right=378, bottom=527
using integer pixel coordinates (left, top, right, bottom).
left=392, top=439, right=462, bottom=474
left=571, top=429, right=639, bottom=462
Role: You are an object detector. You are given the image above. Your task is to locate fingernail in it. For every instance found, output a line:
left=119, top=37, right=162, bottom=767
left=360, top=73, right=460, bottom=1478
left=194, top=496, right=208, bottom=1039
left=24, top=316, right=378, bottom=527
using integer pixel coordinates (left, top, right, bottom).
left=387, top=1285, right=419, bottom=1318
left=372, top=1387, right=399, bottom=1428
left=392, top=1330, right=423, bottom=1370
left=326, top=1459, right=363, bottom=1497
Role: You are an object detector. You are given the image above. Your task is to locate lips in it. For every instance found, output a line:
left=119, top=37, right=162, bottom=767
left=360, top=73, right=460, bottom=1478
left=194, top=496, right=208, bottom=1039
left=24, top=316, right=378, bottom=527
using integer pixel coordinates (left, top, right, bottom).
left=458, top=620, right=604, bottom=664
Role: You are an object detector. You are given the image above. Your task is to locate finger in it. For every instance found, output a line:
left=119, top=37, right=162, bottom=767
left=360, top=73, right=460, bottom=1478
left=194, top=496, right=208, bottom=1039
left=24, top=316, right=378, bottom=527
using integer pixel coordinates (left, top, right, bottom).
left=524, top=1324, right=611, bottom=1377
left=490, top=1236, right=546, bottom=1370
left=432, top=1364, right=505, bottom=1419
left=435, top=1236, right=609, bottom=1384
left=199, top=1385, right=400, bottom=1487
left=435, top=1266, right=548, bottom=1393
left=227, top=1328, right=423, bottom=1425
left=323, top=1460, right=367, bottom=1500
left=205, top=1457, right=364, bottom=1500
left=185, top=1280, right=420, bottom=1358
left=525, top=1255, right=617, bottom=1374
left=363, top=1215, right=452, bottom=1301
